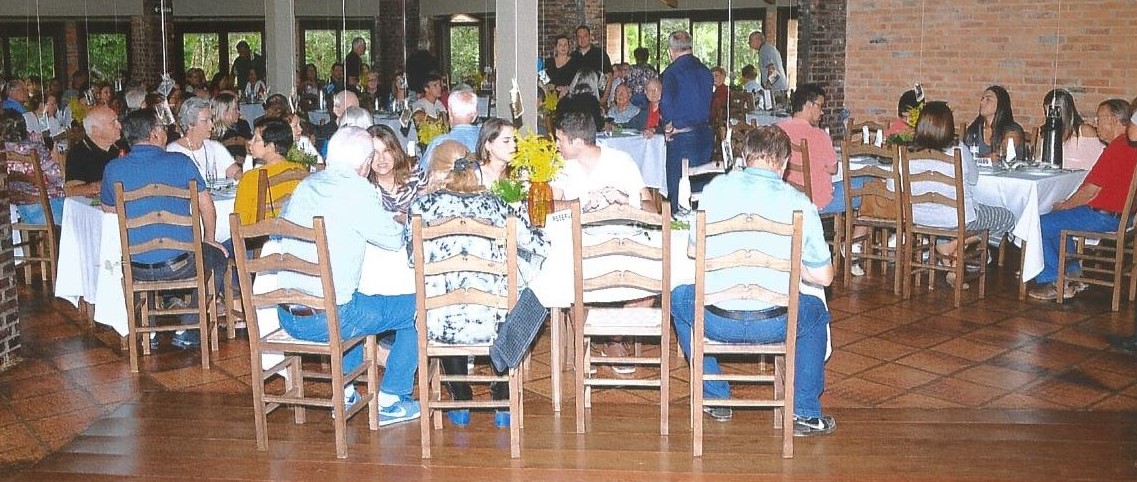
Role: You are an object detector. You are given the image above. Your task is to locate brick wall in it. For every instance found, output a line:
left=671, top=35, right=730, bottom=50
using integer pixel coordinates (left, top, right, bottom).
left=375, top=0, right=420, bottom=76
left=797, top=0, right=848, bottom=136
left=538, top=0, right=605, bottom=60
left=844, top=0, right=1137, bottom=131
left=130, top=0, right=175, bottom=87
left=0, top=168, right=20, bottom=373
left=64, top=21, right=80, bottom=78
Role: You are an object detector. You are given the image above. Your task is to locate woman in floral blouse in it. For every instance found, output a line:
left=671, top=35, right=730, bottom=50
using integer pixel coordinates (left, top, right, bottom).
left=407, top=140, right=549, bottom=427
left=2, top=108, right=65, bottom=225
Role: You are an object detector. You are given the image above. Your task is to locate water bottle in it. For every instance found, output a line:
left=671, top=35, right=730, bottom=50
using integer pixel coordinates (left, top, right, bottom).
left=1040, top=105, right=1064, bottom=168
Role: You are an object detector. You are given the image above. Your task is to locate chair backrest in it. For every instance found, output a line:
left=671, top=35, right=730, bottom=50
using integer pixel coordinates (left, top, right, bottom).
left=695, top=210, right=803, bottom=310
left=898, top=147, right=966, bottom=234
left=571, top=200, right=671, bottom=305
left=786, top=138, right=814, bottom=202
left=230, top=213, right=342, bottom=344
left=1112, top=166, right=1137, bottom=237
left=254, top=167, right=310, bottom=222
left=840, top=140, right=903, bottom=223
left=113, top=180, right=203, bottom=261
left=845, top=118, right=887, bottom=145
left=411, top=215, right=519, bottom=334
left=4, top=149, right=56, bottom=226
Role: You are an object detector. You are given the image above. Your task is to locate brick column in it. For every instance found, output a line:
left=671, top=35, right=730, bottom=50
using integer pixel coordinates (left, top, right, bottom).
left=131, top=0, right=175, bottom=87
left=64, top=21, right=80, bottom=78
left=376, top=0, right=420, bottom=75
left=0, top=169, right=20, bottom=373
left=797, top=0, right=847, bottom=137
left=538, top=0, right=605, bottom=59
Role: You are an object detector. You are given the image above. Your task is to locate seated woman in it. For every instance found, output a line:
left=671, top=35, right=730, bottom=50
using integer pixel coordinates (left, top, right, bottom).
left=169, top=97, right=241, bottom=181
left=407, top=140, right=549, bottom=428
left=474, top=117, right=516, bottom=189
left=710, top=66, right=728, bottom=125
left=210, top=92, right=253, bottom=159
left=367, top=124, right=423, bottom=220
left=605, top=84, right=640, bottom=129
left=1041, top=89, right=1102, bottom=170
left=1, top=108, right=65, bottom=225
left=630, top=78, right=665, bottom=137
left=286, top=112, right=322, bottom=165
left=241, top=68, right=267, bottom=101
left=905, top=101, right=1015, bottom=286
left=963, top=85, right=1025, bottom=160
left=886, top=89, right=920, bottom=136
left=233, top=118, right=307, bottom=225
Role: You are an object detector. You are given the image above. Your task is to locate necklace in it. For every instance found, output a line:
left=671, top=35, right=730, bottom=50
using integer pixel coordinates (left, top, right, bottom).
left=184, top=140, right=215, bottom=182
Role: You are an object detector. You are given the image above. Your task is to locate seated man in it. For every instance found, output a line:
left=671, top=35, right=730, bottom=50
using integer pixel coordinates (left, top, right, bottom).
left=551, top=111, right=653, bottom=373
left=418, top=87, right=479, bottom=170
left=66, top=105, right=127, bottom=197
left=670, top=125, right=835, bottom=436
left=276, top=126, right=420, bottom=426
left=777, top=83, right=842, bottom=213
left=101, top=108, right=228, bottom=349
left=1029, top=99, right=1137, bottom=301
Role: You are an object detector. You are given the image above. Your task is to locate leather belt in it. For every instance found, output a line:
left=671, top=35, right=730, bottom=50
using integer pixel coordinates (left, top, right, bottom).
left=278, top=303, right=325, bottom=317
left=1090, top=208, right=1120, bottom=217
left=706, top=305, right=788, bottom=321
left=130, top=252, right=191, bottom=271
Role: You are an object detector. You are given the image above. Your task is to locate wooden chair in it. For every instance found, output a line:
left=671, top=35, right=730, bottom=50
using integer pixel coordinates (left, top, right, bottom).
left=841, top=141, right=904, bottom=294
left=845, top=118, right=887, bottom=145
left=254, top=167, right=310, bottom=222
left=5, top=150, right=59, bottom=291
left=1057, top=171, right=1137, bottom=311
left=787, top=138, right=844, bottom=275
left=113, top=180, right=219, bottom=372
left=898, top=148, right=989, bottom=307
left=570, top=201, right=671, bottom=435
left=412, top=215, right=523, bottom=459
left=691, top=209, right=803, bottom=458
left=230, top=213, right=380, bottom=459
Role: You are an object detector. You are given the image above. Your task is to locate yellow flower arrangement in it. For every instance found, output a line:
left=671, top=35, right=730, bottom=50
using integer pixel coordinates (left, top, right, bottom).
left=510, top=131, right=563, bottom=183
left=539, top=91, right=559, bottom=117
left=416, top=116, right=449, bottom=145
left=905, top=102, right=924, bottom=129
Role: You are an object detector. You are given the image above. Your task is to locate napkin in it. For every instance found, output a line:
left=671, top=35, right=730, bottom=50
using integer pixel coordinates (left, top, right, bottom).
left=763, top=90, right=774, bottom=110
left=874, top=128, right=885, bottom=148
left=861, top=125, right=870, bottom=145
left=1005, top=137, right=1017, bottom=162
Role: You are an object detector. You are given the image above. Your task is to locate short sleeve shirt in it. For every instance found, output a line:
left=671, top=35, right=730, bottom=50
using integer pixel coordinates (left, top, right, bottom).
left=1085, top=134, right=1137, bottom=214
left=551, top=146, right=646, bottom=210
left=66, top=136, right=126, bottom=183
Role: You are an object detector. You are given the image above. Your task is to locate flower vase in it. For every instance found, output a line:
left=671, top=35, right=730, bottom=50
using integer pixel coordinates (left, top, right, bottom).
left=527, top=181, right=554, bottom=228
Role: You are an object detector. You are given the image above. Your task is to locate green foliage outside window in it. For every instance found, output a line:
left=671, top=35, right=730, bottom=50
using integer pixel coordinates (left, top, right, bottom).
left=88, top=33, right=127, bottom=82
left=449, top=25, right=480, bottom=86
left=9, top=37, right=54, bottom=79
left=305, top=30, right=338, bottom=82
left=184, top=33, right=219, bottom=78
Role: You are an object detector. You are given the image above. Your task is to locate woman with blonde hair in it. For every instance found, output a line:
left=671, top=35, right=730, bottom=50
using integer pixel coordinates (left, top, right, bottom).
left=407, top=139, right=548, bottom=428
left=210, top=92, right=252, bottom=158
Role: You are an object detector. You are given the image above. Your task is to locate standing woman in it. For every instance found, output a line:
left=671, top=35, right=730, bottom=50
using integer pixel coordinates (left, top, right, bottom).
left=964, top=85, right=1025, bottom=159
left=544, top=35, right=578, bottom=98
left=367, top=124, right=423, bottom=220
left=1042, top=89, right=1102, bottom=170
left=474, top=117, right=516, bottom=189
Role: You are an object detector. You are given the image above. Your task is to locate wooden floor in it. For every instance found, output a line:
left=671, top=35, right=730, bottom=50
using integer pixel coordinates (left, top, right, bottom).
left=3, top=259, right=1137, bottom=480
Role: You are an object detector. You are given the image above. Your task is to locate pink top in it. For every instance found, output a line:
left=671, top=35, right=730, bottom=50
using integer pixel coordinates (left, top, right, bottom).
left=777, top=117, right=837, bottom=209
left=1060, top=134, right=1105, bottom=171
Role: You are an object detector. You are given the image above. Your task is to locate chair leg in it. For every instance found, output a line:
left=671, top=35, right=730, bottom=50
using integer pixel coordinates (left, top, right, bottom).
left=574, top=313, right=587, bottom=434
left=659, top=332, right=670, bottom=436
left=509, top=367, right=521, bottom=459
left=1057, top=235, right=1068, bottom=306
left=549, top=309, right=562, bottom=413
left=418, top=352, right=432, bottom=459
left=366, top=337, right=379, bottom=431
left=1018, top=240, right=1029, bottom=300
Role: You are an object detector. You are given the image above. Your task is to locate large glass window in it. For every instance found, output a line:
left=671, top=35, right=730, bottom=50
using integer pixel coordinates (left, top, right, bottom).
left=9, top=37, right=55, bottom=79
left=691, top=21, right=720, bottom=68
left=449, top=25, right=480, bottom=85
left=183, top=33, right=220, bottom=78
left=732, top=20, right=762, bottom=83
left=298, top=23, right=373, bottom=84
left=304, top=30, right=338, bottom=82
left=87, top=33, right=128, bottom=81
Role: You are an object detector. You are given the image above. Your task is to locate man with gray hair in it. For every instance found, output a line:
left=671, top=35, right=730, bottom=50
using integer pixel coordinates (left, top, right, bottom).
left=3, top=79, right=28, bottom=113
left=65, top=105, right=126, bottom=196
left=748, top=31, right=788, bottom=91
left=660, top=30, right=714, bottom=217
left=345, top=37, right=367, bottom=89
left=418, top=87, right=480, bottom=169
left=277, top=126, right=421, bottom=426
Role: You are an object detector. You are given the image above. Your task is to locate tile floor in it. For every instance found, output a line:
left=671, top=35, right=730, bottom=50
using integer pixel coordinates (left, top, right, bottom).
left=2, top=264, right=1136, bottom=473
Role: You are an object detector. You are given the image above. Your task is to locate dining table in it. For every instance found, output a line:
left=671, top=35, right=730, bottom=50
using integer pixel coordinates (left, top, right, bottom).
left=372, top=113, right=419, bottom=156
left=54, top=190, right=238, bottom=336
left=745, top=110, right=791, bottom=127
left=596, top=131, right=667, bottom=194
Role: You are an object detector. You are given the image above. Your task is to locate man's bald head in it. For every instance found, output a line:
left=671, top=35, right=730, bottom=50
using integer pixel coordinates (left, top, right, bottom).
left=333, top=90, right=359, bottom=118
left=84, top=106, right=122, bottom=145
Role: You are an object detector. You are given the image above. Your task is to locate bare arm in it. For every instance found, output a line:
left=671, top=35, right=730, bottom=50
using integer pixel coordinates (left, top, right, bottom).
left=802, top=263, right=834, bottom=287
left=64, top=180, right=100, bottom=197
left=198, top=190, right=228, bottom=255
left=1053, top=183, right=1101, bottom=211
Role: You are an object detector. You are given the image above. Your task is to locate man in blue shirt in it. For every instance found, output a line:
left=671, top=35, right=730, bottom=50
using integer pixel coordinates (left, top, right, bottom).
left=659, top=30, right=714, bottom=217
left=101, top=108, right=228, bottom=349
left=670, top=125, right=836, bottom=436
left=2, top=79, right=28, bottom=113
left=419, top=88, right=481, bottom=170
left=277, top=126, right=421, bottom=426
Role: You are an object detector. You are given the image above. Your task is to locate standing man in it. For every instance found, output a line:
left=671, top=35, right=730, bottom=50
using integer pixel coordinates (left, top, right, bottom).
left=345, top=37, right=367, bottom=90
left=231, top=41, right=266, bottom=84
left=659, top=30, right=713, bottom=217
left=748, top=31, right=787, bottom=91
left=571, top=25, right=613, bottom=76
left=65, top=105, right=126, bottom=196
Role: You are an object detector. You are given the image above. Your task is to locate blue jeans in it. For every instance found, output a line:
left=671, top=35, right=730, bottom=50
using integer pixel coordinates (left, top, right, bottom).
left=670, top=284, right=830, bottom=418
left=1036, top=206, right=1121, bottom=284
left=666, top=125, right=714, bottom=213
left=131, top=243, right=228, bottom=325
left=277, top=292, right=417, bottom=396
left=16, top=197, right=65, bottom=225
left=819, top=177, right=869, bottom=215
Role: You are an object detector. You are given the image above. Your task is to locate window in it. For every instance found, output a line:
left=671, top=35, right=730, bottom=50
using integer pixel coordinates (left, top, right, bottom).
left=184, top=33, right=220, bottom=78
left=8, top=37, right=55, bottom=79
left=303, top=30, right=338, bottom=82
left=228, top=32, right=263, bottom=79
left=449, top=25, right=480, bottom=85
left=87, top=33, right=128, bottom=81
left=297, top=21, right=373, bottom=84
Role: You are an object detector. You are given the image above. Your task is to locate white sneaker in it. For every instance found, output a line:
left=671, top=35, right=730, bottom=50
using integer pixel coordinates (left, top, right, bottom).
left=850, top=264, right=865, bottom=277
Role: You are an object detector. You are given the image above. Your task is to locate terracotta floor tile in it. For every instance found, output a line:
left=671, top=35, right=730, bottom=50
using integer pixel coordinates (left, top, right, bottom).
left=893, top=350, right=974, bottom=376
left=825, top=350, right=886, bottom=376
left=1019, top=376, right=1111, bottom=409
left=829, top=326, right=869, bottom=348
left=930, top=337, right=1009, bottom=362
left=996, top=316, right=1063, bottom=337
left=63, top=361, right=135, bottom=389
left=914, top=377, right=1008, bottom=408
left=84, top=379, right=145, bottom=406
left=953, top=364, right=1039, bottom=391
left=1081, top=351, right=1137, bottom=376
left=0, top=359, right=58, bottom=383
left=918, top=314, right=986, bottom=337
left=875, top=325, right=955, bottom=349
left=50, top=347, right=122, bottom=371
left=1091, top=395, right=1137, bottom=411
left=830, top=314, right=894, bottom=336
left=985, top=392, right=1072, bottom=410
left=986, top=349, right=1064, bottom=375
left=1020, top=339, right=1099, bottom=367
left=940, top=306, right=1012, bottom=325
left=8, top=388, right=100, bottom=421
left=822, top=378, right=905, bottom=408
left=1024, top=307, right=1094, bottom=326
left=857, top=363, right=941, bottom=390
left=0, top=423, right=41, bottom=453
left=843, top=337, right=920, bottom=362
left=962, top=325, right=1042, bottom=349
left=0, top=372, right=77, bottom=401
left=147, top=364, right=242, bottom=390
left=0, top=442, right=48, bottom=469
left=24, top=404, right=106, bottom=450
left=181, top=379, right=252, bottom=394
left=1045, top=327, right=1111, bottom=350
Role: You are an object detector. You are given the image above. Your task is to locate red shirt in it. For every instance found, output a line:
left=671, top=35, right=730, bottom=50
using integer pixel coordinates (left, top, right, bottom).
left=645, top=105, right=661, bottom=130
left=1085, top=134, right=1137, bottom=213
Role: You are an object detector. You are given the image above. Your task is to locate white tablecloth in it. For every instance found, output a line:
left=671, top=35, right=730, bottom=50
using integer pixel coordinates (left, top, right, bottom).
left=745, top=111, right=790, bottom=126
left=597, top=133, right=667, bottom=193
left=54, top=194, right=237, bottom=335
left=239, top=103, right=265, bottom=123
left=372, top=115, right=419, bottom=157
left=974, top=169, right=1087, bottom=280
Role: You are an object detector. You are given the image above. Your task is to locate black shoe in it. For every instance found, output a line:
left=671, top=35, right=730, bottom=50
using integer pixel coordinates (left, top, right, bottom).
left=171, top=330, right=201, bottom=349
left=793, top=414, right=836, bottom=437
left=1108, top=335, right=1137, bottom=354
left=703, top=406, right=732, bottom=422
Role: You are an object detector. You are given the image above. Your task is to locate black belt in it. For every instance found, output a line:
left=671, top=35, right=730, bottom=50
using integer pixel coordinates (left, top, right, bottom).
left=706, top=305, right=787, bottom=321
left=130, top=252, right=191, bottom=271
left=278, top=303, right=325, bottom=317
